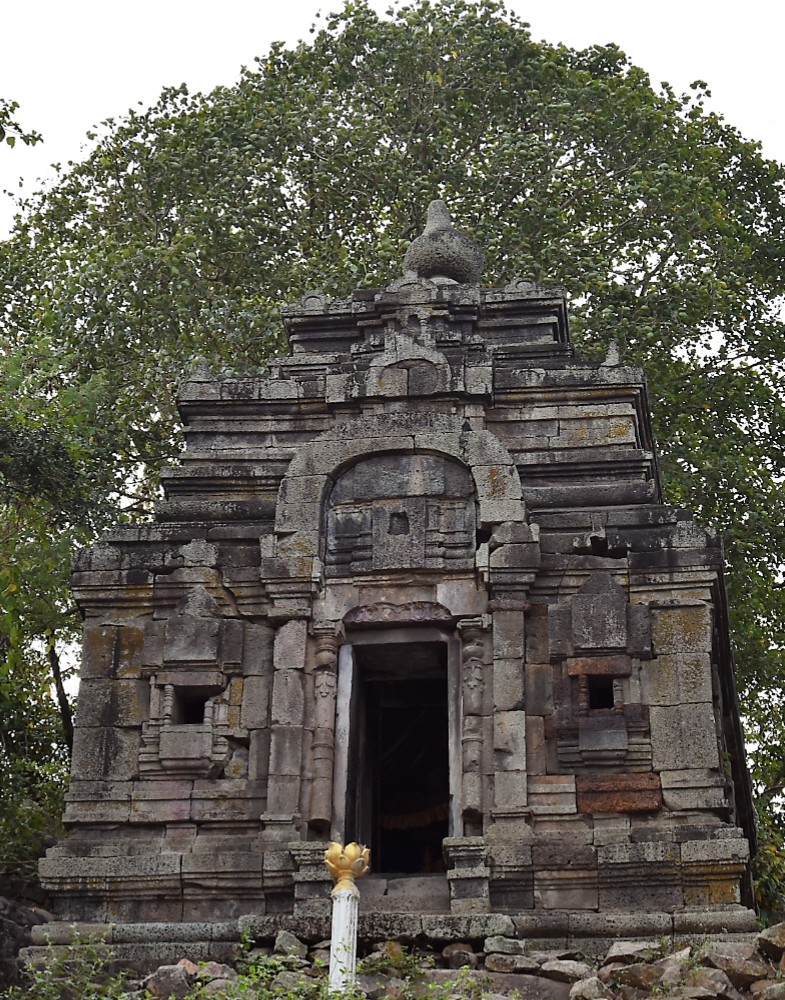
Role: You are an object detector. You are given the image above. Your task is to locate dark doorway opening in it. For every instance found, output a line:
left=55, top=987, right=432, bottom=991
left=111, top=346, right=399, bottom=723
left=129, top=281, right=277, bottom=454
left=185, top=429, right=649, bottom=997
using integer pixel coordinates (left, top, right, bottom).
left=351, top=641, right=450, bottom=874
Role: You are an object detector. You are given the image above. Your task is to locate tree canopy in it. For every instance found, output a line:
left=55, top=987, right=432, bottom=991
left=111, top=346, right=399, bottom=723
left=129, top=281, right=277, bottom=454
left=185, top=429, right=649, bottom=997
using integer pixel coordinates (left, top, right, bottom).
left=0, top=98, right=41, bottom=149
left=2, top=0, right=785, bottom=904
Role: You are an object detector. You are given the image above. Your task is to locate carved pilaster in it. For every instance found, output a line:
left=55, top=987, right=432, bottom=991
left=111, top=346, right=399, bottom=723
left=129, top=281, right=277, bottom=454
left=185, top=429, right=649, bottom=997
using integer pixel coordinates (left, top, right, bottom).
left=457, top=618, right=490, bottom=832
left=308, top=621, right=341, bottom=833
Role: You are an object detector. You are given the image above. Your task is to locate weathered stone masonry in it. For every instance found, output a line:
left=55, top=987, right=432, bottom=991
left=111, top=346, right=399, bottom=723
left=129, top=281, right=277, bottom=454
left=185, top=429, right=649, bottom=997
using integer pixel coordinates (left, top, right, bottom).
left=41, top=205, right=756, bottom=945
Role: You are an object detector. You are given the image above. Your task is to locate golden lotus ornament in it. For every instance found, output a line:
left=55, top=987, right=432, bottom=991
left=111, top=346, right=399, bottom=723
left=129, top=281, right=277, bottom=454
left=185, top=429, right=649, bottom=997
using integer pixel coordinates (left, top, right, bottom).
left=324, top=841, right=370, bottom=893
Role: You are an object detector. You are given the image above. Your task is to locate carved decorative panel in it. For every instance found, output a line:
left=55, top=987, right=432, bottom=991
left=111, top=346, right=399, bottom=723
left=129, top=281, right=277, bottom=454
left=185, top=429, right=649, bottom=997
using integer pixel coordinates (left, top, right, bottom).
left=344, top=600, right=453, bottom=625
left=325, top=454, right=476, bottom=576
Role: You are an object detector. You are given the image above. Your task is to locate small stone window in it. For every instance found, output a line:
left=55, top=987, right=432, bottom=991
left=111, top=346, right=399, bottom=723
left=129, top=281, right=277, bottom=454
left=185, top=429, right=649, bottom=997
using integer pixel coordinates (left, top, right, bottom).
left=175, top=691, right=210, bottom=725
left=587, top=676, right=614, bottom=710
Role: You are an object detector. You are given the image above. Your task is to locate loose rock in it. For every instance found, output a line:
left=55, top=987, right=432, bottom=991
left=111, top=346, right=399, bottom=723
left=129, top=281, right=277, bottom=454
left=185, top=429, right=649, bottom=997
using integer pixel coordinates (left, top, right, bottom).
left=202, top=980, right=234, bottom=996
left=446, top=950, right=478, bottom=970
left=697, top=945, right=768, bottom=990
left=570, top=977, right=615, bottom=1000
left=279, top=955, right=310, bottom=970
left=686, top=967, right=743, bottom=1000
left=143, top=965, right=195, bottom=999
left=270, top=970, right=309, bottom=990
left=201, top=962, right=238, bottom=982
left=356, top=973, right=407, bottom=999
left=274, top=929, right=308, bottom=960
left=618, top=987, right=650, bottom=1000
left=599, top=963, right=627, bottom=985
left=485, top=954, right=539, bottom=974
left=758, top=925, right=785, bottom=962
left=541, top=960, right=595, bottom=983
left=443, top=942, right=473, bottom=958
left=654, top=946, right=691, bottom=987
left=665, top=989, right=717, bottom=1000
left=375, top=941, right=405, bottom=963
left=605, top=942, right=661, bottom=966
left=615, top=963, right=664, bottom=991
left=310, top=948, right=331, bottom=969
left=485, top=936, right=529, bottom=956
left=754, top=985, right=785, bottom=1000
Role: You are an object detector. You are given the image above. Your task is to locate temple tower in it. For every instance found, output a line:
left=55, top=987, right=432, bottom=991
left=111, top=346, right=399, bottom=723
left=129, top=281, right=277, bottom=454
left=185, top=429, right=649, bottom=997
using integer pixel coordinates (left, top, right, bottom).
left=40, top=203, right=756, bottom=952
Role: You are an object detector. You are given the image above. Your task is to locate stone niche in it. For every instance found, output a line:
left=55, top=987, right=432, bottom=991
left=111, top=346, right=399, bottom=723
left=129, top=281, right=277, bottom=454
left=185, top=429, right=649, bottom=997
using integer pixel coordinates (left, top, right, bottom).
left=40, top=205, right=757, bottom=947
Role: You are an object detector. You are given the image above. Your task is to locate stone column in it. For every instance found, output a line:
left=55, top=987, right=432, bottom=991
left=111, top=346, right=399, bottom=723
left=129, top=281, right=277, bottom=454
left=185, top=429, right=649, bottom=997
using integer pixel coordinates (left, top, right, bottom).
left=457, top=618, right=489, bottom=835
left=309, top=622, right=340, bottom=834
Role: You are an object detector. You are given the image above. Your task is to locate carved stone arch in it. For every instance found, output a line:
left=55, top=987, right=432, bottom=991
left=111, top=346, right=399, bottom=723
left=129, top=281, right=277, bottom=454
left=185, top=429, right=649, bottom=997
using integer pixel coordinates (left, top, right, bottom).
left=274, top=412, right=525, bottom=563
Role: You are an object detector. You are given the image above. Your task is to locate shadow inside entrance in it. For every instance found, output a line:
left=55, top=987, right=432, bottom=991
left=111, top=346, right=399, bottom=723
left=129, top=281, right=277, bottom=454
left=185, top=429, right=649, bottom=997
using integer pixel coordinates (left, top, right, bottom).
left=353, top=643, right=450, bottom=874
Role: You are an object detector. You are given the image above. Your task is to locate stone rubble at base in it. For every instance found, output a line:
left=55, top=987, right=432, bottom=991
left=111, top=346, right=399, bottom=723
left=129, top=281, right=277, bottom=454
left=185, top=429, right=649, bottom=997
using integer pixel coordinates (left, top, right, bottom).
left=19, top=924, right=785, bottom=999
left=34, top=203, right=757, bottom=961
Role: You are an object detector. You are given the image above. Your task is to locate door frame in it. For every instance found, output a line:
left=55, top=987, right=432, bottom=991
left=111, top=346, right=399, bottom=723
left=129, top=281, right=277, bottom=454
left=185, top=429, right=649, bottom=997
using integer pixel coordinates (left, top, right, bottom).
left=331, top=626, right=462, bottom=846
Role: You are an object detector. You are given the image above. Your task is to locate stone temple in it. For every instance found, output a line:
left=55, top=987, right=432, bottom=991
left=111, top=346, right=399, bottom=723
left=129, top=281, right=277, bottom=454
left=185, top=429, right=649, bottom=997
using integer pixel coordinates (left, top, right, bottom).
left=40, top=202, right=757, bottom=959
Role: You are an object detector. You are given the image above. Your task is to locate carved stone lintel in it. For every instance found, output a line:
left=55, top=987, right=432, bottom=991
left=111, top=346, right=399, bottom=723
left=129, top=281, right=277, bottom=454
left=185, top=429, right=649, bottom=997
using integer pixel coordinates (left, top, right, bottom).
left=344, top=601, right=452, bottom=625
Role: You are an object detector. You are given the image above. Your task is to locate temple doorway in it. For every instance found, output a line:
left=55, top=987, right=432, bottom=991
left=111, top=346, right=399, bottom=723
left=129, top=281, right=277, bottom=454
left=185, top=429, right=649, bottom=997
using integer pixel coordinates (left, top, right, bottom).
left=347, top=639, right=452, bottom=874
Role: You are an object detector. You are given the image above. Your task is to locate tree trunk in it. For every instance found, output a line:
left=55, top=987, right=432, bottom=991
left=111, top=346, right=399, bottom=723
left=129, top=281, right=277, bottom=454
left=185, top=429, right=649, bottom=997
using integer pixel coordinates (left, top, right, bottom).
left=48, top=644, right=73, bottom=752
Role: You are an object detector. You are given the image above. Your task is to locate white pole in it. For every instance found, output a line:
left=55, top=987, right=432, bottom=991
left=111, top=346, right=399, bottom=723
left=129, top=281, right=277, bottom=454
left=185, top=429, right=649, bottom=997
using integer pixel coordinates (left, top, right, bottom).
left=328, top=884, right=360, bottom=993
left=324, top=842, right=369, bottom=996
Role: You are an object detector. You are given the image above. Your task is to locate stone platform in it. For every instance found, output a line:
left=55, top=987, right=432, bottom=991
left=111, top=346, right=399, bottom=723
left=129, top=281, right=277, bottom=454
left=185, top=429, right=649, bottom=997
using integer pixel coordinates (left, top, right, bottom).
left=22, top=906, right=758, bottom=974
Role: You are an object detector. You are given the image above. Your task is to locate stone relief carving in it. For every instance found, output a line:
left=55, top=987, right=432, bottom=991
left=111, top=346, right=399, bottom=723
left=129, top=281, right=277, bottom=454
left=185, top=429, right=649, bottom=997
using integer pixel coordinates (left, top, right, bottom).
left=326, top=454, right=476, bottom=576
left=344, top=601, right=453, bottom=625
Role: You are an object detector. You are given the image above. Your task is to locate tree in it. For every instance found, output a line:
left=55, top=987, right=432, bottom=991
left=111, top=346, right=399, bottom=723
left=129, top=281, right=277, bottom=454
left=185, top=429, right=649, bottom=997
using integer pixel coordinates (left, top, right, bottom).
left=0, top=98, right=41, bottom=148
left=2, top=0, right=785, bottom=897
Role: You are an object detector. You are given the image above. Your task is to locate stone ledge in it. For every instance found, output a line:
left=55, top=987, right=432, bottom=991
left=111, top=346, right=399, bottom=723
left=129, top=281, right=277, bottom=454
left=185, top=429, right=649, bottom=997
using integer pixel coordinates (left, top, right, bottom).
left=31, top=907, right=757, bottom=952
left=20, top=940, right=237, bottom=974
left=31, top=920, right=241, bottom=946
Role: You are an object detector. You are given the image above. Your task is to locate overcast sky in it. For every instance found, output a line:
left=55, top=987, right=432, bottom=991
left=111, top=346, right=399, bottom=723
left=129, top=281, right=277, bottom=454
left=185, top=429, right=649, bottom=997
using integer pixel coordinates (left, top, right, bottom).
left=1, top=0, right=782, bottom=238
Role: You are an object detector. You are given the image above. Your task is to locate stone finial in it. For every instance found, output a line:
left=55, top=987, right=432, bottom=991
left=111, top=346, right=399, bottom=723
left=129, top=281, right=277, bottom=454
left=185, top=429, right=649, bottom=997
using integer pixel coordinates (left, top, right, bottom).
left=403, top=200, right=484, bottom=284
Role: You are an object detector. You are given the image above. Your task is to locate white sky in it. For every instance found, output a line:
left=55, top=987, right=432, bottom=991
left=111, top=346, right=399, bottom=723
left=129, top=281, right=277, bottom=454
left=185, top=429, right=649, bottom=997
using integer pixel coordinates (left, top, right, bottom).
left=0, top=0, right=783, bottom=239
